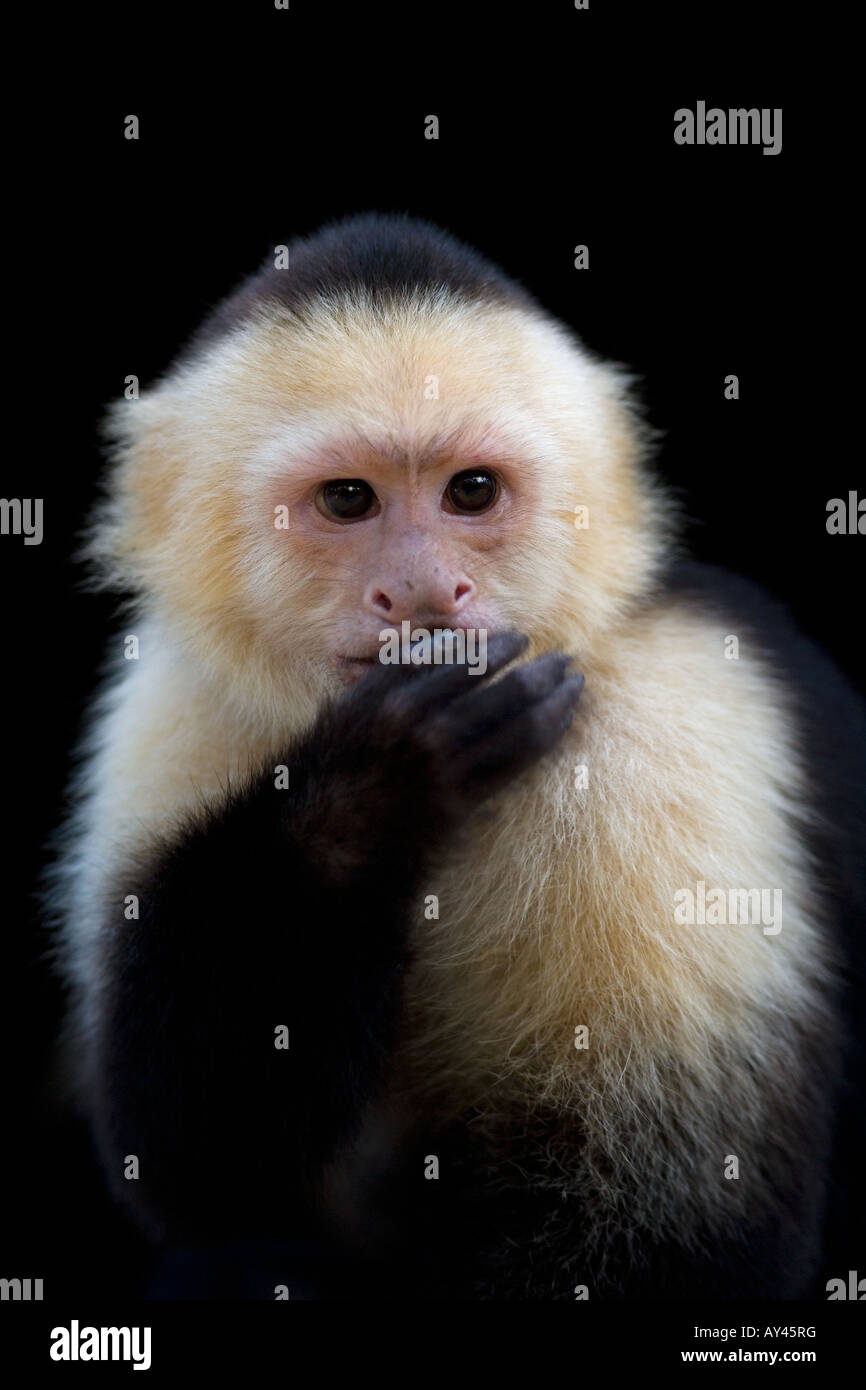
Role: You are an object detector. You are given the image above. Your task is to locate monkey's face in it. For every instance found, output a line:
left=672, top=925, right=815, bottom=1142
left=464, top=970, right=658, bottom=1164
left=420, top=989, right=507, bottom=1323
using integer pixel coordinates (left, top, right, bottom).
left=294, top=463, right=508, bottom=685
left=264, top=429, right=539, bottom=687
left=98, top=295, right=667, bottom=715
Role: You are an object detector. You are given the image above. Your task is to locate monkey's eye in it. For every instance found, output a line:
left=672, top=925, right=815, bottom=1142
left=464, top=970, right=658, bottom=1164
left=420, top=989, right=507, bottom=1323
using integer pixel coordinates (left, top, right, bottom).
left=445, top=469, right=499, bottom=513
left=316, top=479, right=378, bottom=521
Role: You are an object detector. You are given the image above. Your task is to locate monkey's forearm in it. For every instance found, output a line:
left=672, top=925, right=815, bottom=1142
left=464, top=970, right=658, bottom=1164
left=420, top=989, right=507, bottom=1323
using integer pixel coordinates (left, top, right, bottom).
left=89, top=748, right=429, bottom=1242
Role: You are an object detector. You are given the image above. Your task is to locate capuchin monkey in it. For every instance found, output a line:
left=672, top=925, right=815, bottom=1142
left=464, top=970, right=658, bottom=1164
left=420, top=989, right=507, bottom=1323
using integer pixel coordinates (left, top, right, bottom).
left=51, top=213, right=865, bottom=1300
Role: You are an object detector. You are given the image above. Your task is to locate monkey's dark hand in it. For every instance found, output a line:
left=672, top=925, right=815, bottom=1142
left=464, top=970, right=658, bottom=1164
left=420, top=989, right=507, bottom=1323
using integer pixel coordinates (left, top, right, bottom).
left=289, top=632, right=584, bottom=881
left=381, top=631, right=583, bottom=813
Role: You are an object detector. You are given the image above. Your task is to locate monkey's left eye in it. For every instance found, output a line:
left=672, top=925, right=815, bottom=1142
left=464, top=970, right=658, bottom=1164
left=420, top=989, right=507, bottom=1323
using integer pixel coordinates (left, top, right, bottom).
left=316, top=480, right=379, bottom=521
left=445, top=470, right=499, bottom=513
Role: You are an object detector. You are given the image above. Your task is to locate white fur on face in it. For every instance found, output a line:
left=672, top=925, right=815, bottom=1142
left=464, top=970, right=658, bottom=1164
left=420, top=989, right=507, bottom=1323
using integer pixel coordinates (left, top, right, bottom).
left=88, top=292, right=671, bottom=718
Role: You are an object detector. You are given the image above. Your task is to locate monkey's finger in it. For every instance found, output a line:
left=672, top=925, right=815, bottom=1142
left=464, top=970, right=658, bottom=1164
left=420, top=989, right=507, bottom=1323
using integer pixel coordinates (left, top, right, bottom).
left=383, top=630, right=529, bottom=716
left=448, top=651, right=577, bottom=737
left=452, top=673, right=584, bottom=796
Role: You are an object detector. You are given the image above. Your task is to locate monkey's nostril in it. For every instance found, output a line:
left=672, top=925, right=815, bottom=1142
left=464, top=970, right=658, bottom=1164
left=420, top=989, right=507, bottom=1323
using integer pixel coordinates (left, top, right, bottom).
left=455, top=582, right=472, bottom=604
left=373, top=590, right=392, bottom=613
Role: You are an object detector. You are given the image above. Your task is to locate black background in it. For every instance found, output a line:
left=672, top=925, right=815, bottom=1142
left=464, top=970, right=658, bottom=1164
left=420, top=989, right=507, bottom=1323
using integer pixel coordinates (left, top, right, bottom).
left=1, top=0, right=861, bottom=1342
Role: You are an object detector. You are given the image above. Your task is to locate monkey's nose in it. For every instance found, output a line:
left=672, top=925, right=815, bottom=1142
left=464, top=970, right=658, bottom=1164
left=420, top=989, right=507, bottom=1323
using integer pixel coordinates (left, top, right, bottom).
left=363, top=577, right=474, bottom=624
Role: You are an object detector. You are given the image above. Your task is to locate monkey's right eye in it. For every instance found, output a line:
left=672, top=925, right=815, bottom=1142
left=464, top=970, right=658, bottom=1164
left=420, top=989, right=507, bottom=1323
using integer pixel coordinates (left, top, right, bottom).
left=315, top=480, right=378, bottom=521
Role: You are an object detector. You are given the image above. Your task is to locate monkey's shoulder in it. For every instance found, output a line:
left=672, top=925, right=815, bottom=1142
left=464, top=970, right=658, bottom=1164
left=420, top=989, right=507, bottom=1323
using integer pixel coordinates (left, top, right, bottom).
left=622, top=560, right=866, bottom=896
left=586, top=560, right=866, bottom=851
left=659, top=559, right=866, bottom=777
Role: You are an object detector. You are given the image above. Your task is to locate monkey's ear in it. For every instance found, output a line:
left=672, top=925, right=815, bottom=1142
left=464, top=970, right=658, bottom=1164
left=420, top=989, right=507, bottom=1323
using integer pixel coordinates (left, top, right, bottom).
left=82, top=390, right=180, bottom=594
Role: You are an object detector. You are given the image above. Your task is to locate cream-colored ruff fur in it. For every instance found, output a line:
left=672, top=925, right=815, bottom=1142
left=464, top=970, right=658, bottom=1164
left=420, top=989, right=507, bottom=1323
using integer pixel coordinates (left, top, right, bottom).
left=56, top=289, right=832, bottom=1261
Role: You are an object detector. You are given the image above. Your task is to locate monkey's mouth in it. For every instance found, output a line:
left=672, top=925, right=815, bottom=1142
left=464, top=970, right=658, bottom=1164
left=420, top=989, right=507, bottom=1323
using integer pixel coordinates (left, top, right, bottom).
left=336, top=654, right=379, bottom=669
left=334, top=654, right=380, bottom=684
